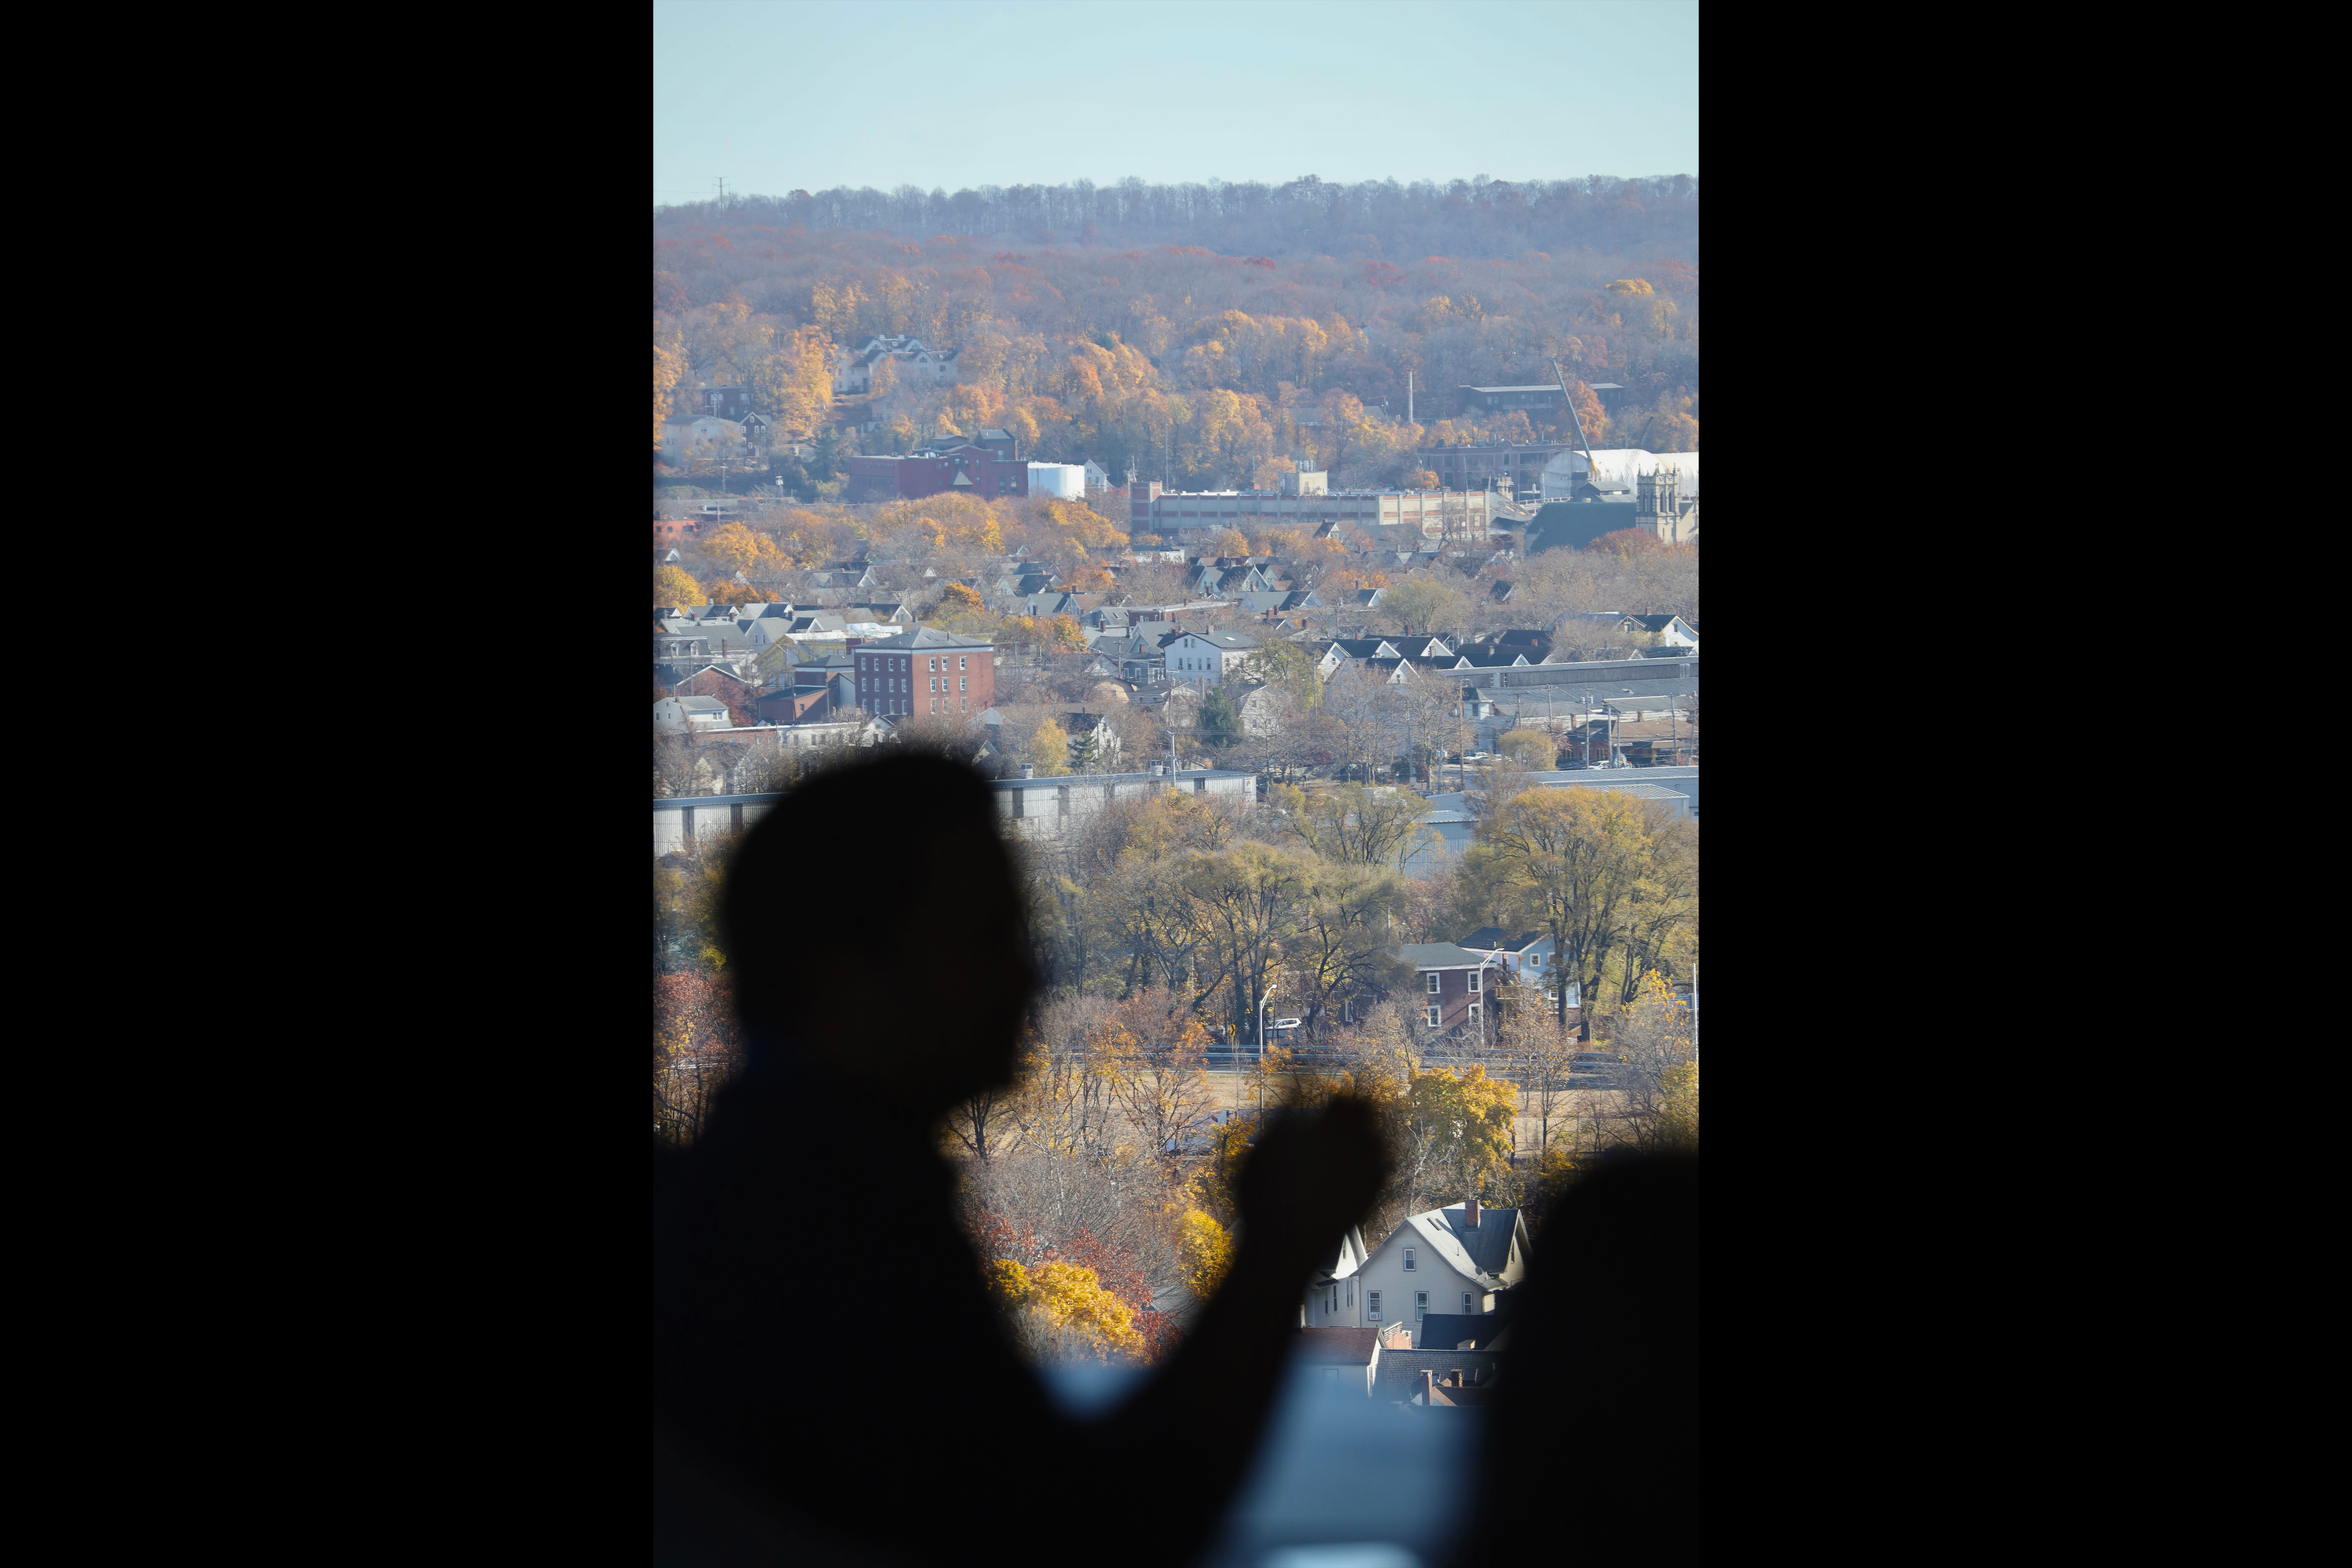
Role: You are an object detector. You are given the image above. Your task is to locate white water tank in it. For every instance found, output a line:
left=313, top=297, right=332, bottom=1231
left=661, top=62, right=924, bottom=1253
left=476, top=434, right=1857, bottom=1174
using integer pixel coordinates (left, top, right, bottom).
left=1028, top=462, right=1086, bottom=499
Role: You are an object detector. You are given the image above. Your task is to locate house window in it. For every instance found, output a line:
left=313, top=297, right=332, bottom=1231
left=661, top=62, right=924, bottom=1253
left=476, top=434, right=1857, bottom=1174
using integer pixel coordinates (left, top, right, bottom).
left=1426, top=1005, right=1442, bottom=1027
left=1342, top=997, right=1354, bottom=1023
left=1464, top=1292, right=1474, bottom=1314
left=1426, top=972, right=1441, bottom=995
left=1467, top=1002, right=1481, bottom=1024
left=1468, top=970, right=1481, bottom=994
left=1368, top=1291, right=1381, bottom=1320
left=1348, top=1280, right=1355, bottom=1308
left=1530, top=952, right=1542, bottom=968
left=1416, top=1292, right=1428, bottom=1320
left=1403, top=1248, right=1416, bottom=1272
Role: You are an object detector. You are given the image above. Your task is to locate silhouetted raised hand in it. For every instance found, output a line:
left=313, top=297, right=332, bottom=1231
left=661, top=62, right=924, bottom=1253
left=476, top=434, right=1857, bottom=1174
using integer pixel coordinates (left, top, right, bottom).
left=655, top=756, right=1403, bottom=1568
left=1236, top=1095, right=1389, bottom=1271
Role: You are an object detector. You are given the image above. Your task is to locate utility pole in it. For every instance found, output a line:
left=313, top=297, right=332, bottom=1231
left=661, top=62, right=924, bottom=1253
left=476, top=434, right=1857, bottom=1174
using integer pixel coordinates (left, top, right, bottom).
left=1407, top=371, right=1414, bottom=426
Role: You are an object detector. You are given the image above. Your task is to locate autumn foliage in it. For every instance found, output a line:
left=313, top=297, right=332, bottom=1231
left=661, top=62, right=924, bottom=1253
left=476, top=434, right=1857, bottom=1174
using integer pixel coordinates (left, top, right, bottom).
left=655, top=174, right=1697, bottom=493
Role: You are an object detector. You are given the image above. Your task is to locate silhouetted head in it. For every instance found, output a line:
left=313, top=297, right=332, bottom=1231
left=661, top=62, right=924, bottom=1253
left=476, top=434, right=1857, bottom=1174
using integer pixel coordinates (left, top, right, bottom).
left=722, top=753, right=1037, bottom=1115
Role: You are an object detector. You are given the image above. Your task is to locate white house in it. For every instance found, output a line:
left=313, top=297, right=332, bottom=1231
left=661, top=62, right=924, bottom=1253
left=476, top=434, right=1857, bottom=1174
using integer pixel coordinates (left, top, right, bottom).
left=1233, top=683, right=1292, bottom=740
left=660, top=416, right=747, bottom=463
left=655, top=695, right=730, bottom=733
left=834, top=335, right=960, bottom=394
left=1305, top=1198, right=1530, bottom=1345
left=1163, top=629, right=1260, bottom=684
left=1300, top=1226, right=1374, bottom=1330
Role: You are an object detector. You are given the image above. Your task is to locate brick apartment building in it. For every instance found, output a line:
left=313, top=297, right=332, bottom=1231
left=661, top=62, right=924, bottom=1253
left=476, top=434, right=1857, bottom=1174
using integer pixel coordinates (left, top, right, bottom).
left=1393, top=943, right=1503, bottom=1035
left=843, top=443, right=1030, bottom=504
left=854, top=625, right=995, bottom=720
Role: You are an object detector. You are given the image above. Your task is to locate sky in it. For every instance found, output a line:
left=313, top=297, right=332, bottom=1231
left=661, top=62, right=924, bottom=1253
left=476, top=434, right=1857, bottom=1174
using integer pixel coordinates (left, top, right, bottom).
left=653, top=0, right=1697, bottom=207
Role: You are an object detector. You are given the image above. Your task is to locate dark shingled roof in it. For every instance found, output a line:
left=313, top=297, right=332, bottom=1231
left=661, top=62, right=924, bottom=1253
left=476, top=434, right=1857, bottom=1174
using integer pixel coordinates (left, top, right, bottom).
left=1432, top=1204, right=1524, bottom=1276
left=1294, top=1327, right=1382, bottom=1366
left=1414, top=1313, right=1512, bottom=1351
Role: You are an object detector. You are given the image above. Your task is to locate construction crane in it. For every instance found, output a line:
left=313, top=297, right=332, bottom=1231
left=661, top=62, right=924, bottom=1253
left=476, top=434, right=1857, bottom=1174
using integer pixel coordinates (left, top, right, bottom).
left=1550, top=358, right=1602, bottom=499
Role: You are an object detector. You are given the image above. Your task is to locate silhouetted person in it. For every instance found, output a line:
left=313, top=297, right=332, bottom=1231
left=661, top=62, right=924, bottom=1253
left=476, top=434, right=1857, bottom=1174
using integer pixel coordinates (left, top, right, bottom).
left=655, top=755, right=1387, bottom=1566
left=1456, top=1149, right=1700, bottom=1567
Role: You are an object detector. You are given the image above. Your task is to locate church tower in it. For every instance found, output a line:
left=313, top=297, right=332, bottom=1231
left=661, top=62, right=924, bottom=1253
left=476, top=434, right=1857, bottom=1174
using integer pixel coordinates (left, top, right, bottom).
left=1637, top=466, right=1681, bottom=541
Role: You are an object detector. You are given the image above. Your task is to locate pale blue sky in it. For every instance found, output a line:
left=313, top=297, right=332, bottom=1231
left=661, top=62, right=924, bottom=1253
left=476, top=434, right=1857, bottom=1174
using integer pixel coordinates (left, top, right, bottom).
left=653, top=0, right=1697, bottom=206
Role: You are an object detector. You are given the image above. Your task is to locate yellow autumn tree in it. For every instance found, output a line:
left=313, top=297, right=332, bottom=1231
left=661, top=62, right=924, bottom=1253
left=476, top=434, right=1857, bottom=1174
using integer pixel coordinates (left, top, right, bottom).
left=654, top=331, right=685, bottom=448
left=1408, top=1064, right=1519, bottom=1200
left=1029, top=1262, right=1144, bottom=1359
left=1178, top=1208, right=1234, bottom=1298
left=703, top=522, right=787, bottom=578
left=989, top=1259, right=1144, bottom=1360
left=654, top=564, right=702, bottom=606
left=1027, top=718, right=1071, bottom=775
left=751, top=324, right=836, bottom=437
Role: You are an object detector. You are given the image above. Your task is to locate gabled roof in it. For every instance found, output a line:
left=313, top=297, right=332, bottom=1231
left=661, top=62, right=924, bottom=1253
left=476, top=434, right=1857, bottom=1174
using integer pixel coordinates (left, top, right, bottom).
left=1391, top=942, right=1498, bottom=971
left=1430, top=1204, right=1525, bottom=1276
left=862, top=624, right=995, bottom=651
left=1459, top=928, right=1545, bottom=955
left=1173, top=629, right=1259, bottom=650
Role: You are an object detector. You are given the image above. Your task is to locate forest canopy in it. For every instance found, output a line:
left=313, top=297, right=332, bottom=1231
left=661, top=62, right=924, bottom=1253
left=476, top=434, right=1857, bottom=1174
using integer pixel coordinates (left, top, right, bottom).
left=656, top=173, right=1697, bottom=492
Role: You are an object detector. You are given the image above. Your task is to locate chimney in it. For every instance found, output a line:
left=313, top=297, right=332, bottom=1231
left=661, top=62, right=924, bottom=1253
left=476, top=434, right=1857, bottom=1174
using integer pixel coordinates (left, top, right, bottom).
left=1022, top=764, right=1035, bottom=778
left=1422, top=1370, right=1436, bottom=1406
left=1465, top=1194, right=1481, bottom=1230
